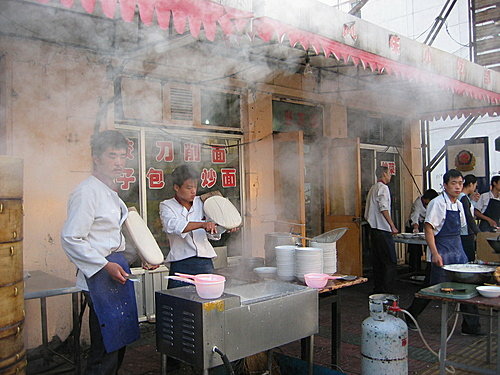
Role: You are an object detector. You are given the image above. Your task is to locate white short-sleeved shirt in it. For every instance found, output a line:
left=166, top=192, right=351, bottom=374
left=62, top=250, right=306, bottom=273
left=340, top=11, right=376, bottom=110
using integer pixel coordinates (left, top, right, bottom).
left=159, top=196, right=216, bottom=262
left=425, top=193, right=466, bottom=235
left=407, top=195, right=426, bottom=227
left=364, top=181, right=392, bottom=232
left=476, top=191, right=500, bottom=213
left=61, top=176, right=128, bottom=291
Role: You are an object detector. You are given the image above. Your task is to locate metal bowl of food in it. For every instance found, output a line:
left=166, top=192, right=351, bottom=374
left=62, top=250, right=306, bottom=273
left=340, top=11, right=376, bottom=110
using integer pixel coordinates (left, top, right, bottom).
left=486, top=235, right=500, bottom=254
left=442, top=264, right=496, bottom=284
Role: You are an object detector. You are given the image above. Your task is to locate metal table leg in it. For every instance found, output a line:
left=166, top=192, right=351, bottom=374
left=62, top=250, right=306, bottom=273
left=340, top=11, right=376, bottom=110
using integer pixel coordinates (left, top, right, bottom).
left=439, top=301, right=448, bottom=375
left=40, top=296, right=48, bottom=365
left=161, top=354, right=167, bottom=375
left=331, top=291, right=340, bottom=367
left=496, top=310, right=500, bottom=374
left=72, top=292, right=81, bottom=375
left=300, top=335, right=315, bottom=375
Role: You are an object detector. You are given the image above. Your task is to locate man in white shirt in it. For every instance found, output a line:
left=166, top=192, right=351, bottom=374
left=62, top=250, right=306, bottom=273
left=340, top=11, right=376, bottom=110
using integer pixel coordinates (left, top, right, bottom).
left=160, top=165, right=218, bottom=288
left=408, top=169, right=481, bottom=335
left=405, top=189, right=438, bottom=272
left=61, top=130, right=139, bottom=374
left=364, top=165, right=399, bottom=294
left=474, top=175, right=499, bottom=232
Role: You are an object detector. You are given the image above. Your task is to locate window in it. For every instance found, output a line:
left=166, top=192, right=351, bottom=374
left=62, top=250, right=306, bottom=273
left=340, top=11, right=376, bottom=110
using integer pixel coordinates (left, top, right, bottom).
left=201, top=90, right=241, bottom=128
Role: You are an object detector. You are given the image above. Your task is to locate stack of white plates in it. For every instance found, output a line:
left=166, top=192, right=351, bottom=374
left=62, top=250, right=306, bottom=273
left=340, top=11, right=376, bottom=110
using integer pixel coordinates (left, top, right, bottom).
left=310, top=241, right=337, bottom=274
left=275, top=245, right=296, bottom=281
left=295, top=247, right=323, bottom=281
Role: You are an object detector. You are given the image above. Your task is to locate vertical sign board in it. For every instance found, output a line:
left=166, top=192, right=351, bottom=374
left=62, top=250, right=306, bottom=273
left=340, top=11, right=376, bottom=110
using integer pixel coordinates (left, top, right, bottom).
left=445, top=137, right=490, bottom=193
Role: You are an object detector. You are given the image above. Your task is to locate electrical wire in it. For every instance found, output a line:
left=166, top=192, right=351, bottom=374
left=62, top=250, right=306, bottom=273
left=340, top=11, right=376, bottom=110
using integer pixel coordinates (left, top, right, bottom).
left=445, top=21, right=470, bottom=48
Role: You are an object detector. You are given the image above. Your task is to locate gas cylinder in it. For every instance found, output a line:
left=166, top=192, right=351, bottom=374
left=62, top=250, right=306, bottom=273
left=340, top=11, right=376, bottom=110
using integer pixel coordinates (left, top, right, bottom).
left=361, top=294, right=408, bottom=375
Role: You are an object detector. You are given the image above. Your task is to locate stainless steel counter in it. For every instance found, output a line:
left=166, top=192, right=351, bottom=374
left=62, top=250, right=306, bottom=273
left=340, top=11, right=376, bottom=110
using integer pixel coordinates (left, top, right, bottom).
left=25, top=270, right=82, bottom=374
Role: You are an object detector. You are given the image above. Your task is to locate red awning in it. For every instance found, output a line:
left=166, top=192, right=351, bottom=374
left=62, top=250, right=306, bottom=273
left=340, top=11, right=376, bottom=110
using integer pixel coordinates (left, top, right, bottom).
left=36, top=0, right=500, bottom=108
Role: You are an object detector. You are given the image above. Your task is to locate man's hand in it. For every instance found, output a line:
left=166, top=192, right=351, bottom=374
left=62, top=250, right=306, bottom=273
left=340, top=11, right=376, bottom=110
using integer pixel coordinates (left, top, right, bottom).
left=470, top=192, right=480, bottom=202
left=432, top=253, right=444, bottom=267
left=203, top=221, right=217, bottom=234
left=412, top=224, right=419, bottom=233
left=487, top=218, right=498, bottom=229
left=104, top=262, right=128, bottom=284
left=390, top=225, right=399, bottom=234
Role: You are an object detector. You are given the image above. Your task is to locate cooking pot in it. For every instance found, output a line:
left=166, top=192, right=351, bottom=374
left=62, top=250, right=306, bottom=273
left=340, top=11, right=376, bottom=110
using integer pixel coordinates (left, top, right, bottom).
left=486, top=235, right=500, bottom=254
left=442, top=264, right=496, bottom=284
left=166, top=273, right=225, bottom=299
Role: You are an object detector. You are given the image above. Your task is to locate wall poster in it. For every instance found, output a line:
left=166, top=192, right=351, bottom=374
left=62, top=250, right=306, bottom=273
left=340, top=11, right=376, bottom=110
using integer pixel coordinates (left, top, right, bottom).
left=445, top=137, right=490, bottom=193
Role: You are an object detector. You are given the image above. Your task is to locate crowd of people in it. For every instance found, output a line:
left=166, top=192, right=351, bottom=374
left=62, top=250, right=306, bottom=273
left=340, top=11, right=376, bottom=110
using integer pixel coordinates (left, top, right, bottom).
left=365, top=166, right=499, bottom=335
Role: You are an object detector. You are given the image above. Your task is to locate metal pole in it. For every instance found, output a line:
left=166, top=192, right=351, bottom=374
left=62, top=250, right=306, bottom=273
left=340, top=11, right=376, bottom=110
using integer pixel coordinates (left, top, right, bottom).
left=424, top=0, right=458, bottom=46
left=41, top=297, right=48, bottom=365
left=72, top=292, right=81, bottom=374
left=439, top=301, right=448, bottom=375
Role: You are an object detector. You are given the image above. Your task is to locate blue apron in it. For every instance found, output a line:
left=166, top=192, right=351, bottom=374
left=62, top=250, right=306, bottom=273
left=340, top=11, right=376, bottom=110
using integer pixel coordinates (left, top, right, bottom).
left=86, top=252, right=140, bottom=353
left=430, top=195, right=468, bottom=284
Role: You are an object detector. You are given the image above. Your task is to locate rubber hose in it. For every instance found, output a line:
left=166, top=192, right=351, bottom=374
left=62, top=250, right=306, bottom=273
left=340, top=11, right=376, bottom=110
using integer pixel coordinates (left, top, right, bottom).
left=213, top=346, right=235, bottom=375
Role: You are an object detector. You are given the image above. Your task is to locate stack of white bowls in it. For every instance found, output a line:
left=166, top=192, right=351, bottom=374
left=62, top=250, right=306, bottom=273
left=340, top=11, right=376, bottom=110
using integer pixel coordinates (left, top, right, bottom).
left=295, top=247, right=323, bottom=281
left=275, top=245, right=296, bottom=281
left=310, top=241, right=337, bottom=274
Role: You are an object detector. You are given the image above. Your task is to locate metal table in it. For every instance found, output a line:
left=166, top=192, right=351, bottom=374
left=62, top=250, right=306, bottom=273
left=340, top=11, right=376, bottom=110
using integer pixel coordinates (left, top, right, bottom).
left=24, top=270, right=82, bottom=374
left=393, top=235, right=427, bottom=246
left=310, top=277, right=368, bottom=368
left=415, top=291, right=500, bottom=375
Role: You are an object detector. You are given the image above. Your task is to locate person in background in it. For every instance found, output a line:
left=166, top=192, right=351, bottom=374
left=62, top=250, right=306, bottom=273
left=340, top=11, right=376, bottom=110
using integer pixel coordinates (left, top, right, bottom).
left=61, top=130, right=139, bottom=374
left=405, top=189, right=438, bottom=272
left=424, top=169, right=481, bottom=335
left=160, top=165, right=237, bottom=288
left=460, top=174, right=480, bottom=262
left=364, top=165, right=399, bottom=294
left=475, top=175, right=499, bottom=232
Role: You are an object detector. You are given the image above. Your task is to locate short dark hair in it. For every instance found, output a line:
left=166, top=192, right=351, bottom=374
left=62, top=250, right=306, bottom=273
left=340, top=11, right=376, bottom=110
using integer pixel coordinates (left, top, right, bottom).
left=491, top=175, right=500, bottom=187
left=463, top=174, right=478, bottom=187
left=172, top=165, right=199, bottom=187
left=443, top=169, right=463, bottom=184
left=375, top=166, right=389, bottom=179
left=422, top=189, right=438, bottom=201
left=91, top=130, right=128, bottom=158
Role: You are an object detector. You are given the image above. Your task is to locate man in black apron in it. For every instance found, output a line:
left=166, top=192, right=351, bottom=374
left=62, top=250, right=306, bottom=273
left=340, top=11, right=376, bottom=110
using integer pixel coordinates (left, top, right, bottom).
left=61, top=130, right=140, bottom=374
left=425, top=169, right=481, bottom=335
left=475, top=175, right=499, bottom=233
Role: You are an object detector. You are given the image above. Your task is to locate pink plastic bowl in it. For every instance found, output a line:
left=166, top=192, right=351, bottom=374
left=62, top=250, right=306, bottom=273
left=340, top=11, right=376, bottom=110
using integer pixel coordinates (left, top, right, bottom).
left=304, top=273, right=329, bottom=288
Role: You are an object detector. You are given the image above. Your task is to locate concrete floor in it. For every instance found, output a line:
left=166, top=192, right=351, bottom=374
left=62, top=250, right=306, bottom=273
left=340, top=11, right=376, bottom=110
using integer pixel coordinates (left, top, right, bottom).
left=27, top=271, right=497, bottom=375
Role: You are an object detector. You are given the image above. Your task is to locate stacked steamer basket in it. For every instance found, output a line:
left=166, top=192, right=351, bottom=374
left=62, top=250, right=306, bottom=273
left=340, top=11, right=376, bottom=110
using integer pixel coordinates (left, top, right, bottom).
left=0, top=157, right=26, bottom=374
left=295, top=247, right=323, bottom=282
left=275, top=245, right=296, bottom=281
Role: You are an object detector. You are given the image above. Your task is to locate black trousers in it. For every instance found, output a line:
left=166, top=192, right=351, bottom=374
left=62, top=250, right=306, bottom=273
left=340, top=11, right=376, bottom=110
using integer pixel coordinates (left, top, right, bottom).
left=84, top=292, right=126, bottom=375
left=460, top=234, right=476, bottom=262
left=369, top=228, right=397, bottom=294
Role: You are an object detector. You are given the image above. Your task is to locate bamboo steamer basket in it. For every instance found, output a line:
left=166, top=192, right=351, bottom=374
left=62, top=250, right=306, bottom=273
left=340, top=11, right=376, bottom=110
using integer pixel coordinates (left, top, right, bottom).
left=0, top=157, right=24, bottom=375
left=0, top=349, right=27, bottom=375
left=0, top=200, right=23, bottom=243
left=0, top=320, right=24, bottom=361
left=0, top=281, right=25, bottom=327
left=0, top=242, right=23, bottom=286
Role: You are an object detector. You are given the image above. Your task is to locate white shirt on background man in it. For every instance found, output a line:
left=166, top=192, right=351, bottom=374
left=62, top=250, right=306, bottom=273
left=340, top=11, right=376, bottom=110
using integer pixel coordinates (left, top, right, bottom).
left=61, top=176, right=128, bottom=291
left=159, top=196, right=217, bottom=262
left=408, top=195, right=426, bottom=227
left=476, top=191, right=500, bottom=213
left=365, top=181, right=392, bottom=232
